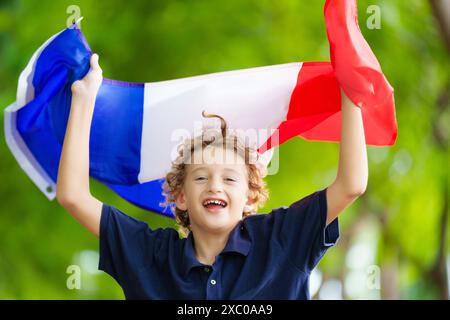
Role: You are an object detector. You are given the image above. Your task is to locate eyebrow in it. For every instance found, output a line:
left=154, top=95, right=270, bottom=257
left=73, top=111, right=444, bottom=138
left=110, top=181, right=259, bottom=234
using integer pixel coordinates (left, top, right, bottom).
left=190, top=166, right=241, bottom=175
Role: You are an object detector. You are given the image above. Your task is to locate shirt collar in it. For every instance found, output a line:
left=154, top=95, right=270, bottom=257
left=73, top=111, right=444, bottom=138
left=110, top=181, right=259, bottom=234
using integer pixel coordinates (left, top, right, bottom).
left=182, top=220, right=251, bottom=277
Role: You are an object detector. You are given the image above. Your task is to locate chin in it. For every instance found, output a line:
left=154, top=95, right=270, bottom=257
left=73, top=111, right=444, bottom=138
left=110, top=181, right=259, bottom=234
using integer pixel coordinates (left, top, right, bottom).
left=207, top=216, right=242, bottom=231
left=203, top=218, right=233, bottom=232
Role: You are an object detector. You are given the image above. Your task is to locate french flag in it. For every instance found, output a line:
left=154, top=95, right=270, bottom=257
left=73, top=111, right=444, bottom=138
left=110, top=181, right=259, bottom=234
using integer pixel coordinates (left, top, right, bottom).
left=3, top=0, right=397, bottom=218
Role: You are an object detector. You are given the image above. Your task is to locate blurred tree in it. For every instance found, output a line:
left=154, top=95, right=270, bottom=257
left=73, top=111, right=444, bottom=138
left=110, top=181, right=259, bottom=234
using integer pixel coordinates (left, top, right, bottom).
left=0, top=0, right=448, bottom=299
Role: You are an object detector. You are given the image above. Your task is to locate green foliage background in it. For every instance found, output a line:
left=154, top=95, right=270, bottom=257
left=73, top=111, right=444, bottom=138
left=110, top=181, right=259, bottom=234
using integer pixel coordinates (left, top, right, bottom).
left=0, top=0, right=448, bottom=299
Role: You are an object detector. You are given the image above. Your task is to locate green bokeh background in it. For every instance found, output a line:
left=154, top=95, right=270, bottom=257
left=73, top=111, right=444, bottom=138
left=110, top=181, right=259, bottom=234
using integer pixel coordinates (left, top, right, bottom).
left=0, top=0, right=449, bottom=299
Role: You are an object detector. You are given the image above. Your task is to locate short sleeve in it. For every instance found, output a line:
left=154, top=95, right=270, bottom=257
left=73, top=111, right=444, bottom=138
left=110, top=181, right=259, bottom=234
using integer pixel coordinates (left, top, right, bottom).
left=98, top=203, right=161, bottom=286
left=271, top=188, right=340, bottom=273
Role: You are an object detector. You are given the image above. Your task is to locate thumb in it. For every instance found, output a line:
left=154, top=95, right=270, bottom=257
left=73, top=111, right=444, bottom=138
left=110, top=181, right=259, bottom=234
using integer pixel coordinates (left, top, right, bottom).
left=90, top=53, right=100, bottom=69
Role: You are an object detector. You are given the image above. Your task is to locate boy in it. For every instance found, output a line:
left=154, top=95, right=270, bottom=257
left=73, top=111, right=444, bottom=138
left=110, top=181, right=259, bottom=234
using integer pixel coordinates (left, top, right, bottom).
left=56, top=53, right=368, bottom=299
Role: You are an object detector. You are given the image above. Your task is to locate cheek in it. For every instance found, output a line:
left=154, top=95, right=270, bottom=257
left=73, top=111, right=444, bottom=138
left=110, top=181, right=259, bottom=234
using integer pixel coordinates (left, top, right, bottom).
left=230, top=187, right=249, bottom=206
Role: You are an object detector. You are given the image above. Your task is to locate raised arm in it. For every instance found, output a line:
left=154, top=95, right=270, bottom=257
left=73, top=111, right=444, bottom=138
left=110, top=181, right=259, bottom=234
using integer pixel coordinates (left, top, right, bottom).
left=325, top=88, right=368, bottom=225
left=56, top=54, right=103, bottom=237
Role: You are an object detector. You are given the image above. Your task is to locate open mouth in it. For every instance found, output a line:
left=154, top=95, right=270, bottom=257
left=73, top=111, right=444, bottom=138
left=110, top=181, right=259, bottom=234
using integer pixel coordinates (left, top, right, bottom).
left=202, top=198, right=228, bottom=212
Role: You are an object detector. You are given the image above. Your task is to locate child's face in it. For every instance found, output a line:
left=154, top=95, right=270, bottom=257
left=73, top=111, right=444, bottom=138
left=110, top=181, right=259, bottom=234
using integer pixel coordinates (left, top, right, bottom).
left=176, top=147, right=253, bottom=234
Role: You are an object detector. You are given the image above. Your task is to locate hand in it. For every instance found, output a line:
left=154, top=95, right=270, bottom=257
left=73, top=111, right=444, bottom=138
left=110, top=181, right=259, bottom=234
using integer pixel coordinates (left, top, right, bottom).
left=71, top=53, right=103, bottom=101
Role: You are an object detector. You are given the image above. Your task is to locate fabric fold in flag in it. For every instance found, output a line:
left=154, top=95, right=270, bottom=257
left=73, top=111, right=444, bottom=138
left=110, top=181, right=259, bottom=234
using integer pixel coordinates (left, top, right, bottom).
left=4, top=0, right=397, bottom=218
left=324, top=0, right=397, bottom=146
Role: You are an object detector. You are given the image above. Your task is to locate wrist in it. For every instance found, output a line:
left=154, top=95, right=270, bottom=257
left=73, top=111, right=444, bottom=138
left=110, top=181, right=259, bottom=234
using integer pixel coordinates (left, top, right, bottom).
left=72, top=92, right=97, bottom=105
left=71, top=95, right=97, bottom=114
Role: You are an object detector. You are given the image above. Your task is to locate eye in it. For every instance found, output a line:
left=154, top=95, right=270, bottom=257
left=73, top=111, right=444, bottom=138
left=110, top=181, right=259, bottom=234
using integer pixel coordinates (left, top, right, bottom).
left=195, top=177, right=207, bottom=181
left=225, top=177, right=236, bottom=182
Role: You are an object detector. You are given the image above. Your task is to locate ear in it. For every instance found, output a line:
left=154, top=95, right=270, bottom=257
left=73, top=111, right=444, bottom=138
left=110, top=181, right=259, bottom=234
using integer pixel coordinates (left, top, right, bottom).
left=175, top=190, right=188, bottom=211
left=245, top=190, right=257, bottom=211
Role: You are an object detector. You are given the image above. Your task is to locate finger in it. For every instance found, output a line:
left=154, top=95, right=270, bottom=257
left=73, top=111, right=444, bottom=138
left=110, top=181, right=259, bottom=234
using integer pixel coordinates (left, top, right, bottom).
left=90, top=53, right=100, bottom=70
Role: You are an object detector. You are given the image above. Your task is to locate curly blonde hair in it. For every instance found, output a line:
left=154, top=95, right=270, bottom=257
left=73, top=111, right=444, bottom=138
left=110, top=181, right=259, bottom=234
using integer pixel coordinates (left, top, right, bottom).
left=161, top=111, right=269, bottom=238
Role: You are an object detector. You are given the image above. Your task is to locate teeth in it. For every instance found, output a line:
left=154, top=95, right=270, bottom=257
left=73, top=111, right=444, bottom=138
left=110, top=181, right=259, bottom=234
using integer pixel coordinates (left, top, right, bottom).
left=203, top=199, right=226, bottom=207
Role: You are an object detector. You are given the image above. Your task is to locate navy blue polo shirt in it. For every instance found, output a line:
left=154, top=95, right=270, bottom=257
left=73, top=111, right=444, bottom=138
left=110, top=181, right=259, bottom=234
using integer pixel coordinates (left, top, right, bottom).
left=98, top=188, right=339, bottom=299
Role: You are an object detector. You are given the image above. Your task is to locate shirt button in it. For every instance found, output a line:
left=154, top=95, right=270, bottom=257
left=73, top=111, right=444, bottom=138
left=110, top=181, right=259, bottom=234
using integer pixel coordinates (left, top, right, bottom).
left=204, top=267, right=210, bottom=273
left=210, top=279, right=216, bottom=285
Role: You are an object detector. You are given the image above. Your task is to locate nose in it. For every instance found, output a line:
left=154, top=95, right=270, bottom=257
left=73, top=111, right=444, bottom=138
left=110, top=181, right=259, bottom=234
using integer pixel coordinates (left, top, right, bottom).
left=207, top=175, right=223, bottom=193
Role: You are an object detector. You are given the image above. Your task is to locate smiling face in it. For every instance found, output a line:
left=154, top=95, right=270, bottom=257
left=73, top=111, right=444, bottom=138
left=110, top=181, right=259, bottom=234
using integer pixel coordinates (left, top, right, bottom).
left=175, top=147, right=254, bottom=235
